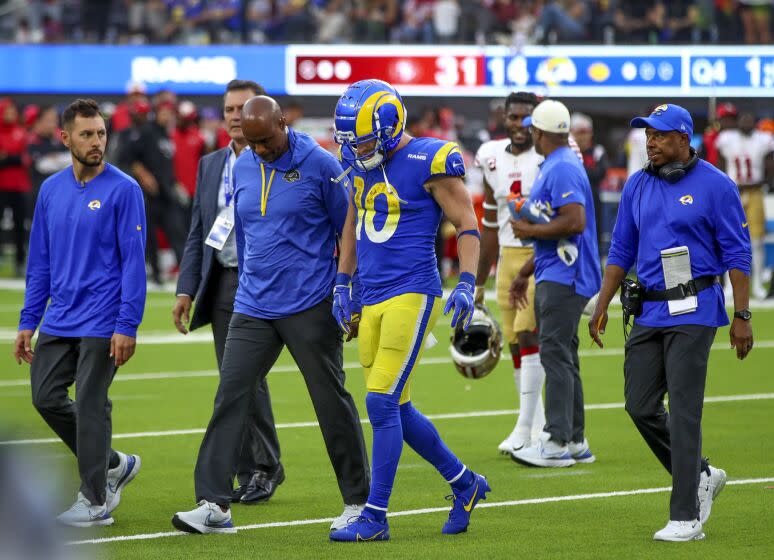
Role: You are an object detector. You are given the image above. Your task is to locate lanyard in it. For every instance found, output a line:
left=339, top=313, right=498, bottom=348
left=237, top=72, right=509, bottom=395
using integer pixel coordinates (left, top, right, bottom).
left=260, top=163, right=276, bottom=217
left=223, top=150, right=234, bottom=207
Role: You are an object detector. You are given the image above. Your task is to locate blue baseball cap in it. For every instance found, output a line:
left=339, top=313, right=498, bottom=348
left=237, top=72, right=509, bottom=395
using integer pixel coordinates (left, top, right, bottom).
left=523, top=115, right=532, bottom=127
left=630, top=104, right=693, bottom=137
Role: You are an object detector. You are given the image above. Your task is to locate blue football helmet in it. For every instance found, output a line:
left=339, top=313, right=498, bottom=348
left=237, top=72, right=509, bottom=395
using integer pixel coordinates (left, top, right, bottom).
left=333, top=79, right=406, bottom=172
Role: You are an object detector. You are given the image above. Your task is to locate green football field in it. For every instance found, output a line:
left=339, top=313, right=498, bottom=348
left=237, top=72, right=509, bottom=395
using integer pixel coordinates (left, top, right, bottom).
left=0, top=288, right=772, bottom=560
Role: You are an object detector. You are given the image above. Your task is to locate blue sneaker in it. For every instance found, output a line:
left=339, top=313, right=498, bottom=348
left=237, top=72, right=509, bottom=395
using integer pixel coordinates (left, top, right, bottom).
left=329, top=515, right=390, bottom=542
left=442, top=472, right=491, bottom=535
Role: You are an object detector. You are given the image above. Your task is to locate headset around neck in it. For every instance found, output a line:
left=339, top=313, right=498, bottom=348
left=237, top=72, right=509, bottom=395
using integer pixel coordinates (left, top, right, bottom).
left=643, top=147, right=699, bottom=184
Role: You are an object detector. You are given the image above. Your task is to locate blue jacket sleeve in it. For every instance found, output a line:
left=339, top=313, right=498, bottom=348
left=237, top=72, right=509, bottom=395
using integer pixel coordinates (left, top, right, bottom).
left=606, top=175, right=639, bottom=271
left=715, top=179, right=752, bottom=274
left=322, top=156, right=350, bottom=236
left=235, top=190, right=245, bottom=275
left=19, top=190, right=51, bottom=332
left=176, top=156, right=206, bottom=298
left=114, top=182, right=148, bottom=337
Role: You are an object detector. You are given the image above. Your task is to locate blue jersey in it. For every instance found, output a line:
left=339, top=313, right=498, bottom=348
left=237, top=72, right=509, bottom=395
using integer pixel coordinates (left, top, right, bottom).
left=528, top=146, right=601, bottom=298
left=608, top=160, right=751, bottom=328
left=349, top=137, right=465, bottom=305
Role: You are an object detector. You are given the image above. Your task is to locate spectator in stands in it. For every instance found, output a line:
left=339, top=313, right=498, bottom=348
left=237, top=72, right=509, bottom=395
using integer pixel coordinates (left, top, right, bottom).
left=353, top=0, right=398, bottom=42
left=571, top=112, right=609, bottom=250
left=739, top=0, right=772, bottom=44
left=112, top=81, right=149, bottom=133
left=0, top=98, right=31, bottom=277
left=393, top=0, right=436, bottom=43
left=270, top=0, right=316, bottom=43
left=164, top=0, right=209, bottom=44
left=588, top=0, right=617, bottom=43
left=315, top=0, right=353, bottom=43
left=615, top=1, right=661, bottom=43
left=27, top=106, right=70, bottom=205
left=433, top=0, right=460, bottom=42
left=206, top=0, right=243, bottom=43
left=173, top=100, right=206, bottom=200
left=532, top=0, right=589, bottom=44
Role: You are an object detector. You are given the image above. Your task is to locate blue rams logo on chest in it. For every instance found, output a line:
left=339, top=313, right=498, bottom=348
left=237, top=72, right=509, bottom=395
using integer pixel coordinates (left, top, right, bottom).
left=679, top=194, right=694, bottom=206
left=88, top=200, right=101, bottom=211
left=283, top=169, right=301, bottom=182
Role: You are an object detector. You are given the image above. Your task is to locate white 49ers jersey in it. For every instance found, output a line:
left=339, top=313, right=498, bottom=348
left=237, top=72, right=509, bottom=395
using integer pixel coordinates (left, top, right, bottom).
left=716, top=129, right=774, bottom=186
left=475, top=138, right=543, bottom=248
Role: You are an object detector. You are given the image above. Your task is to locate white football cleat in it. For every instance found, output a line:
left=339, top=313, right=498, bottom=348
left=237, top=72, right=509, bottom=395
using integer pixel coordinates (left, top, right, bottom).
left=171, top=500, right=236, bottom=534
left=57, top=493, right=113, bottom=527
left=330, top=503, right=365, bottom=531
left=498, top=428, right=531, bottom=455
left=698, top=465, right=727, bottom=524
left=106, top=452, right=141, bottom=514
left=568, top=438, right=596, bottom=464
left=511, top=432, right=575, bottom=468
left=653, top=520, right=705, bottom=542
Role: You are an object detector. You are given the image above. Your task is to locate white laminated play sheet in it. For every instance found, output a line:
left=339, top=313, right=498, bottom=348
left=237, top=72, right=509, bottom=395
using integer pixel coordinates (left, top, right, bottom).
left=660, top=246, right=697, bottom=316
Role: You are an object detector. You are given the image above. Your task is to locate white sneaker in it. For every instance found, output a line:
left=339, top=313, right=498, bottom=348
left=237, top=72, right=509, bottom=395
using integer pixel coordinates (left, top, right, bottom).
left=568, top=438, right=596, bottom=464
left=698, top=465, right=727, bottom=524
left=653, top=519, right=705, bottom=542
left=330, top=503, right=365, bottom=531
left=510, top=432, right=575, bottom=468
left=57, top=493, right=113, bottom=527
left=171, top=500, right=236, bottom=534
left=497, top=428, right=531, bottom=454
left=106, top=452, right=141, bottom=514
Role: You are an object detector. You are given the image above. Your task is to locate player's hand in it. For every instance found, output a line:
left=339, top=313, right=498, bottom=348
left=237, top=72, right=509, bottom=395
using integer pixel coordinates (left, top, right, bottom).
left=508, top=274, right=529, bottom=310
left=474, top=285, right=485, bottom=306
left=511, top=219, right=534, bottom=239
left=588, top=305, right=608, bottom=349
left=345, top=312, right=361, bottom=342
left=13, top=330, right=34, bottom=364
left=332, top=273, right=353, bottom=335
left=172, top=295, right=192, bottom=334
left=444, top=273, right=475, bottom=330
left=730, top=317, right=753, bottom=360
left=110, top=333, right=136, bottom=367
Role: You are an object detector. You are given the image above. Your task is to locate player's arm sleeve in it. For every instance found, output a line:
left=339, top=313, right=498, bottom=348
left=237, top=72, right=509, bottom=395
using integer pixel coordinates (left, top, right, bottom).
left=19, top=190, right=51, bottom=332
left=322, top=156, right=350, bottom=236
left=429, top=141, right=466, bottom=179
left=715, top=179, right=752, bottom=274
left=546, top=162, right=586, bottom=209
left=606, top=176, right=639, bottom=271
left=176, top=157, right=205, bottom=298
left=115, top=182, right=148, bottom=337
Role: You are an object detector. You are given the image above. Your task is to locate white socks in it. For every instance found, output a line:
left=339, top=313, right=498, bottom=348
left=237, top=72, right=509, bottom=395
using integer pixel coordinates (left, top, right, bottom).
left=514, top=353, right=546, bottom=438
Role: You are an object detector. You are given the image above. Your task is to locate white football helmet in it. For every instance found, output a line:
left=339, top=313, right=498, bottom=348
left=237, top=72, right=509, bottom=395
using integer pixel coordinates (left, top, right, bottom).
left=449, top=304, right=503, bottom=379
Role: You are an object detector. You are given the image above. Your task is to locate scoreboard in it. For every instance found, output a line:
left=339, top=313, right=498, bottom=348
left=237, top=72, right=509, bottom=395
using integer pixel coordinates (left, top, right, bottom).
left=0, top=44, right=772, bottom=97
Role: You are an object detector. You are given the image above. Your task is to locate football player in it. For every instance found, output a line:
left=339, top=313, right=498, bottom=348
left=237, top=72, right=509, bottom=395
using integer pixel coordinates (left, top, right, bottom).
left=716, top=112, right=774, bottom=300
left=329, top=79, right=490, bottom=542
left=474, top=92, right=546, bottom=454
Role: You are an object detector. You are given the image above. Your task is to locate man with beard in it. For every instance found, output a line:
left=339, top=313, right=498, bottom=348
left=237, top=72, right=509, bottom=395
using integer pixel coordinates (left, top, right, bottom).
left=15, top=99, right=146, bottom=527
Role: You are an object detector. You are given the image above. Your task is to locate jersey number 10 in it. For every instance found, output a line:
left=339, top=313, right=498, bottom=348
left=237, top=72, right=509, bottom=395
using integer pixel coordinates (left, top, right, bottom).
left=353, top=176, right=402, bottom=244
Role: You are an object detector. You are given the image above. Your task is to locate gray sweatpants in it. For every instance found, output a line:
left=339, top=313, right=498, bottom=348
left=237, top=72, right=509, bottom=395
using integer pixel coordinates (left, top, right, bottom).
left=30, top=334, right=117, bottom=505
left=194, top=299, right=370, bottom=507
left=624, top=324, right=715, bottom=521
left=534, top=281, right=589, bottom=445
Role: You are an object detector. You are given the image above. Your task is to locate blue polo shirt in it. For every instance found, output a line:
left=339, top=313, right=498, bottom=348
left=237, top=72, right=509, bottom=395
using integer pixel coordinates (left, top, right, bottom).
left=528, top=146, right=601, bottom=298
left=607, top=160, right=751, bottom=327
left=232, top=128, right=349, bottom=319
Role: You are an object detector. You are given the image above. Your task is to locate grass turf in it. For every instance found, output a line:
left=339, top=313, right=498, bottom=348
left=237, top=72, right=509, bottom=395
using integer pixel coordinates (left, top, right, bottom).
left=0, top=289, right=772, bottom=559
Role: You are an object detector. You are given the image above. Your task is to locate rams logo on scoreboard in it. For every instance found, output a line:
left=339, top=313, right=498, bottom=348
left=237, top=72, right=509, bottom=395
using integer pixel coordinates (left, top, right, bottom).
left=88, top=200, right=101, bottom=211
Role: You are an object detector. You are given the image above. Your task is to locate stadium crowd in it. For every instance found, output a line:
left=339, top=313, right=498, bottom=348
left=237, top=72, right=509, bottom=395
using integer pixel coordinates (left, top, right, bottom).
left=1, top=0, right=771, bottom=46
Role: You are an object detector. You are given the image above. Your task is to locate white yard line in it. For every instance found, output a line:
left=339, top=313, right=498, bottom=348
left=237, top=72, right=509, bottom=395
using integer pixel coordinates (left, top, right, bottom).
left=66, top=477, right=774, bottom=546
left=2, top=340, right=774, bottom=389
left=2, top=392, right=772, bottom=447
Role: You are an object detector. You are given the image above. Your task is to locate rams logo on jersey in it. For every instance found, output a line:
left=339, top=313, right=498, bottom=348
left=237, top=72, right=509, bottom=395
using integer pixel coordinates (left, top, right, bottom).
left=679, top=194, right=693, bottom=205
left=88, top=200, right=101, bottom=211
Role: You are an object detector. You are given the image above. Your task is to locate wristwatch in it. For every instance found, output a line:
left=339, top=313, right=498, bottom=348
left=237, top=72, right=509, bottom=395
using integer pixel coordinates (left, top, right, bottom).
left=733, top=309, right=752, bottom=321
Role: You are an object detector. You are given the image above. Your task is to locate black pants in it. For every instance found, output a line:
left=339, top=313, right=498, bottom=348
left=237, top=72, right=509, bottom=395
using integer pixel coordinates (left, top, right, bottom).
left=0, top=190, right=27, bottom=268
left=534, top=281, right=589, bottom=445
left=30, top=334, right=117, bottom=505
left=209, top=264, right=281, bottom=484
left=145, top=193, right=187, bottom=280
left=624, top=324, right=715, bottom=521
left=194, top=301, right=370, bottom=507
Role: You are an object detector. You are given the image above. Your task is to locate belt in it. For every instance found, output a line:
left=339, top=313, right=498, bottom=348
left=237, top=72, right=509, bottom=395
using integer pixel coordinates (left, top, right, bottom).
left=644, top=275, right=718, bottom=302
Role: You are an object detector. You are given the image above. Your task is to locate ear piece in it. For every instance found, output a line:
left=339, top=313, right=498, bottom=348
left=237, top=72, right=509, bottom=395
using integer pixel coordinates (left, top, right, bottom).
left=643, top=149, right=698, bottom=184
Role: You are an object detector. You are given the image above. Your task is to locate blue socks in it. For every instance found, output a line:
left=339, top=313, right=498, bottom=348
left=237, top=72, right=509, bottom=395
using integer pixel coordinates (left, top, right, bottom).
left=363, top=392, right=470, bottom=519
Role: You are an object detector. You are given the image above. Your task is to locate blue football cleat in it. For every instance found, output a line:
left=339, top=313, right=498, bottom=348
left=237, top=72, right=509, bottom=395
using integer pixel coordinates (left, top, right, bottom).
left=442, top=472, right=491, bottom=535
left=329, top=515, right=390, bottom=542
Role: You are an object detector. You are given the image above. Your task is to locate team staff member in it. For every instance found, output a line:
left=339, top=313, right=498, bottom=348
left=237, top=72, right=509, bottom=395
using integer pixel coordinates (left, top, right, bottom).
left=172, top=96, right=369, bottom=535
left=589, top=104, right=753, bottom=542
left=509, top=100, right=600, bottom=468
left=173, top=80, right=283, bottom=505
left=14, top=99, right=146, bottom=527
left=474, top=91, right=546, bottom=454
